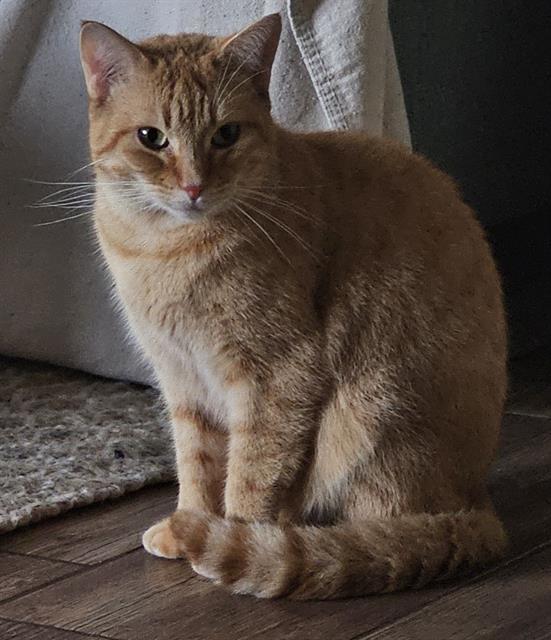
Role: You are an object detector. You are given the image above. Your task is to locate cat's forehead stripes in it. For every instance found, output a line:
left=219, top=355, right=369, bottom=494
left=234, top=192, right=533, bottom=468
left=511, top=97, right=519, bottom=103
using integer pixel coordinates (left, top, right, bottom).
left=140, top=36, right=218, bottom=135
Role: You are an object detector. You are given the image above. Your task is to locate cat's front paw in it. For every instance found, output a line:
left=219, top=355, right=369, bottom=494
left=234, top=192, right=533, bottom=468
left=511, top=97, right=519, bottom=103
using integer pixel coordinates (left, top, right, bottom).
left=142, top=517, right=182, bottom=559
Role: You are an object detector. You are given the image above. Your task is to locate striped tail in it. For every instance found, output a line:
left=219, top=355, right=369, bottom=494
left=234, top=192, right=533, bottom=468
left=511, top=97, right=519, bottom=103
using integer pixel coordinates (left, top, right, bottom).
left=168, top=508, right=508, bottom=600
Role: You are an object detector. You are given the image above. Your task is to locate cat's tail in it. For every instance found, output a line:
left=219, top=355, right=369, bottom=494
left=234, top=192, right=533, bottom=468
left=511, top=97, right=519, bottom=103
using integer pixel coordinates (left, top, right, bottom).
left=169, top=508, right=507, bottom=600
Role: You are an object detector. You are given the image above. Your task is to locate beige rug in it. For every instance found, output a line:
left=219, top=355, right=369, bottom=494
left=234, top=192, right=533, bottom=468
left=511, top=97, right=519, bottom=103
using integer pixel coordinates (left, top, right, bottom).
left=0, top=356, right=174, bottom=533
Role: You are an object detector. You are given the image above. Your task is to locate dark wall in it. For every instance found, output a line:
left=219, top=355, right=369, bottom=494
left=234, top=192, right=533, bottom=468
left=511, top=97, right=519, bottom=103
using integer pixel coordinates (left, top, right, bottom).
left=389, top=1, right=551, bottom=356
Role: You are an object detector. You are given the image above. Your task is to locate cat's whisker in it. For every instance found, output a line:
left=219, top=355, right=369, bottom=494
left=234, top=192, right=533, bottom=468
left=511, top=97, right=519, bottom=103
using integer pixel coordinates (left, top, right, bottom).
left=213, top=52, right=234, bottom=108
left=232, top=200, right=291, bottom=266
left=36, top=185, right=93, bottom=204
left=24, top=179, right=94, bottom=188
left=216, top=51, right=264, bottom=116
left=238, top=187, right=311, bottom=217
left=237, top=188, right=324, bottom=228
left=31, top=202, right=96, bottom=210
left=31, top=193, right=97, bottom=208
left=29, top=181, right=142, bottom=212
left=38, top=181, right=138, bottom=199
left=116, top=195, right=164, bottom=214
left=65, top=157, right=105, bottom=178
left=24, top=179, right=136, bottom=187
left=33, top=210, right=92, bottom=227
left=243, top=182, right=329, bottom=191
left=108, top=189, right=144, bottom=199
left=239, top=197, right=320, bottom=261
left=218, top=69, right=265, bottom=116
left=215, top=54, right=249, bottom=111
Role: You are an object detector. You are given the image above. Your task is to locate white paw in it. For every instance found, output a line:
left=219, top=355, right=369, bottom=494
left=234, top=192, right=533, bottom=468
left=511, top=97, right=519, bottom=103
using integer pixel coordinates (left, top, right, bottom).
left=191, top=562, right=221, bottom=582
left=142, top=519, right=181, bottom=559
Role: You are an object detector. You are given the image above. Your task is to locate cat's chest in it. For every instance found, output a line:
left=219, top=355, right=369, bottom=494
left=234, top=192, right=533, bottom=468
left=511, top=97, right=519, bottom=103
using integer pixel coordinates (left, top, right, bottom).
left=111, top=252, right=210, bottom=334
left=120, top=261, right=240, bottom=415
left=162, top=342, right=236, bottom=432
left=129, top=297, right=236, bottom=422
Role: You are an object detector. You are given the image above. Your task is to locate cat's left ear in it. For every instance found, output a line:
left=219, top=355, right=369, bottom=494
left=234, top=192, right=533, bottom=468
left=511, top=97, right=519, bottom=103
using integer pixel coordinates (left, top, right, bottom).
left=80, top=21, right=145, bottom=104
left=220, top=13, right=282, bottom=97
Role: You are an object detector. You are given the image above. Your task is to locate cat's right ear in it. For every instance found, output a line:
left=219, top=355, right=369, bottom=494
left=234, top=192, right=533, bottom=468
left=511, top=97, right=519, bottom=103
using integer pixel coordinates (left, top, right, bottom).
left=79, top=21, right=144, bottom=105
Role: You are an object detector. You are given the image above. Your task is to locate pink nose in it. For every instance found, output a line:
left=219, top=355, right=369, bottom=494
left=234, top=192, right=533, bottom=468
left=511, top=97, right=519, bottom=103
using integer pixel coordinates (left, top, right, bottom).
left=183, top=184, right=202, bottom=201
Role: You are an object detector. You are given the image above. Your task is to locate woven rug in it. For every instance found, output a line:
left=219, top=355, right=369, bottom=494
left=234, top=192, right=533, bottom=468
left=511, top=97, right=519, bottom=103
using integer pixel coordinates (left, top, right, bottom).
left=0, top=356, right=174, bottom=533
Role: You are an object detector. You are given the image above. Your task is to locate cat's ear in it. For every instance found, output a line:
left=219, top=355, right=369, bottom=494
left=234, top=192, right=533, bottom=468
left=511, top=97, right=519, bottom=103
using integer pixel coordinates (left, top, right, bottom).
left=220, top=13, right=282, bottom=96
left=79, top=21, right=144, bottom=104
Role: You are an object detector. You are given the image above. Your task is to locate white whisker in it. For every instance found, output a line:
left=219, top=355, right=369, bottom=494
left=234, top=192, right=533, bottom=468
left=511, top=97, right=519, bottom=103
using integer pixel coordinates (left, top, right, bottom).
left=213, top=52, right=234, bottom=108
left=31, top=203, right=96, bottom=210
left=24, top=179, right=135, bottom=187
left=243, top=183, right=329, bottom=191
left=216, top=52, right=258, bottom=114
left=238, top=189, right=318, bottom=224
left=36, top=184, right=92, bottom=201
left=239, top=198, right=319, bottom=261
left=33, top=211, right=92, bottom=227
left=232, top=200, right=291, bottom=265
left=216, top=55, right=247, bottom=110
left=236, top=187, right=324, bottom=229
left=218, top=69, right=265, bottom=114
left=65, top=157, right=104, bottom=178
left=31, top=194, right=96, bottom=207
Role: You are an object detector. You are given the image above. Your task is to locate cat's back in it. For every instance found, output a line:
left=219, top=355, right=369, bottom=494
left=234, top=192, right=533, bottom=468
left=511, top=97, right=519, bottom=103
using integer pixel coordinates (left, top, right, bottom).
left=286, top=127, right=505, bottom=368
left=291, top=128, right=461, bottom=218
left=288, top=128, right=493, bottom=275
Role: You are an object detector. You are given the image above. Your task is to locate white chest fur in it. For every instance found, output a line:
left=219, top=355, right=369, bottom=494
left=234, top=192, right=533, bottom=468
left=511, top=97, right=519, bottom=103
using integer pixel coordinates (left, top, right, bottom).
left=102, top=240, right=245, bottom=427
left=129, top=299, right=233, bottom=425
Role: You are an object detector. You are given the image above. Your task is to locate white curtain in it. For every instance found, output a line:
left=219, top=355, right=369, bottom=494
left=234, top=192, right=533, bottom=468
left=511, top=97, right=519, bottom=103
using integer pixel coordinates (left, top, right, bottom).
left=0, top=0, right=410, bottom=384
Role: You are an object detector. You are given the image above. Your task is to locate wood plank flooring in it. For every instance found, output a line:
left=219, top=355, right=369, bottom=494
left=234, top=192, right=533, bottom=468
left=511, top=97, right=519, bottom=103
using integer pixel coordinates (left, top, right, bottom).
left=0, top=619, right=94, bottom=639
left=0, top=485, right=177, bottom=565
left=1, top=349, right=550, bottom=639
left=0, top=553, right=78, bottom=602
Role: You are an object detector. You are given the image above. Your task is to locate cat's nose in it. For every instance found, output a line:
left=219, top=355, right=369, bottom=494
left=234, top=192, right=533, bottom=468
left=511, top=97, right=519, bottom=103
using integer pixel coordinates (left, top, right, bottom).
left=183, top=184, right=203, bottom=202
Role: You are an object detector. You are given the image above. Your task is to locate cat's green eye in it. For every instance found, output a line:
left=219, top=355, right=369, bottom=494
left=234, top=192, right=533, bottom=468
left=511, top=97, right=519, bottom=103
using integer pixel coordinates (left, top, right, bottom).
left=137, top=127, right=169, bottom=151
left=211, top=123, right=241, bottom=149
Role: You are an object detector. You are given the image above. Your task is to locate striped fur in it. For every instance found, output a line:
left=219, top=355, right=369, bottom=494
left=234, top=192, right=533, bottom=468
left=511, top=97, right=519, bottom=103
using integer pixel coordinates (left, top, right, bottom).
left=81, top=14, right=508, bottom=600
left=164, top=509, right=507, bottom=599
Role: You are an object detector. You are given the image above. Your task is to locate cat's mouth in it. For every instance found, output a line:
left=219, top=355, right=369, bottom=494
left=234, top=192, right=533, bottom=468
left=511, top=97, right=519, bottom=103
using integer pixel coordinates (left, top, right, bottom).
left=109, top=178, right=228, bottom=225
left=183, top=199, right=205, bottom=213
left=164, top=196, right=235, bottom=225
left=142, top=190, right=211, bottom=224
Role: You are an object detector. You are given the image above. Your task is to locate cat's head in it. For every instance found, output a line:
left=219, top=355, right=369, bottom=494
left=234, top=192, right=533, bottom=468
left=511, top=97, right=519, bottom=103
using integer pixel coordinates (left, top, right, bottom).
left=79, top=14, right=281, bottom=225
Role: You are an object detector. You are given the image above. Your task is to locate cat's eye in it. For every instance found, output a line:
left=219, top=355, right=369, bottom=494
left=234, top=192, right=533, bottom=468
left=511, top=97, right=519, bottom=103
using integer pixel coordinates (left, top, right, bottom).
left=137, top=127, right=169, bottom=151
left=211, top=123, right=241, bottom=149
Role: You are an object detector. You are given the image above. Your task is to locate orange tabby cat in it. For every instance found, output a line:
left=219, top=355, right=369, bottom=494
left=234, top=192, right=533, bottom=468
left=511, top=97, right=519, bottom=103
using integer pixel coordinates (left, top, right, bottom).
left=79, top=13, right=508, bottom=599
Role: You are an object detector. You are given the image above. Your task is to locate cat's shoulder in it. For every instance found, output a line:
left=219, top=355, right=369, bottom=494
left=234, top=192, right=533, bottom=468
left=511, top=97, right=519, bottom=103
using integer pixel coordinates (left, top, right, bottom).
left=290, top=129, right=459, bottom=194
left=292, top=129, right=424, bottom=167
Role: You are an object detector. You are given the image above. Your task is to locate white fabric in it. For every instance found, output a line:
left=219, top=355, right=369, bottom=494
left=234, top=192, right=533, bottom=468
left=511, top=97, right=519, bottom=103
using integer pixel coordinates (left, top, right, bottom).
left=0, top=0, right=410, bottom=384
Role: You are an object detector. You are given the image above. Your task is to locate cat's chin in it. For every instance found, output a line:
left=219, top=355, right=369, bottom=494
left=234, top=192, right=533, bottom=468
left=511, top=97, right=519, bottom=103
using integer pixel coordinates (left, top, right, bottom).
left=166, top=208, right=206, bottom=225
left=162, top=200, right=231, bottom=226
left=156, top=202, right=210, bottom=226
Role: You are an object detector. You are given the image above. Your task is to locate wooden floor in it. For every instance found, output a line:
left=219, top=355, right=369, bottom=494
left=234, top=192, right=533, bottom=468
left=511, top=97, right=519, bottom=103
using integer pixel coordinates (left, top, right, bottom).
left=1, top=350, right=551, bottom=639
